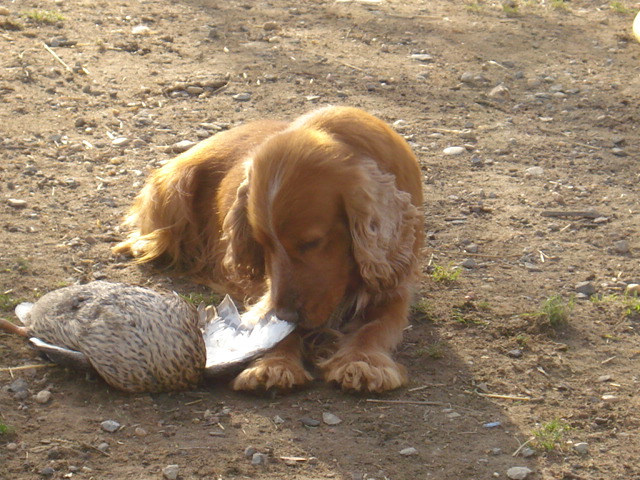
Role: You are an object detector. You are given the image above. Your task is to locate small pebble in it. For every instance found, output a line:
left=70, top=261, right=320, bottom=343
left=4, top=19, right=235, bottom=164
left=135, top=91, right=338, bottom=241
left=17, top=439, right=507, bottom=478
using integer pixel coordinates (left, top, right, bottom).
left=465, top=243, right=479, bottom=253
left=111, top=137, right=130, bottom=148
left=575, top=281, right=596, bottom=296
left=399, top=447, right=418, bottom=456
left=131, top=25, right=151, bottom=36
left=163, top=464, right=179, bottom=480
left=507, top=466, right=533, bottom=480
left=301, top=417, right=320, bottom=427
left=322, top=412, right=342, bottom=426
left=263, top=21, right=279, bottom=31
left=0, top=6, right=11, bottom=15
left=521, top=447, right=535, bottom=458
left=172, top=140, right=196, bottom=153
left=490, top=448, right=502, bottom=455
left=7, top=442, right=18, bottom=451
left=611, top=148, right=627, bottom=157
left=232, top=93, right=252, bottom=102
left=100, top=420, right=121, bottom=433
left=97, top=442, right=109, bottom=453
left=471, top=156, right=484, bottom=166
left=525, top=166, right=544, bottom=177
left=251, top=452, right=269, bottom=465
left=273, top=415, right=285, bottom=425
left=508, top=349, right=523, bottom=358
left=39, top=467, right=55, bottom=477
left=613, top=240, right=629, bottom=254
left=625, top=284, right=640, bottom=296
left=35, top=390, right=52, bottom=404
left=244, top=446, right=257, bottom=458
left=461, top=258, right=477, bottom=269
left=574, top=442, right=589, bottom=455
left=134, top=427, right=148, bottom=437
left=488, top=84, right=510, bottom=100
left=7, top=198, right=28, bottom=209
left=483, top=421, right=502, bottom=428
left=410, top=53, right=433, bottom=62
left=443, top=146, right=466, bottom=156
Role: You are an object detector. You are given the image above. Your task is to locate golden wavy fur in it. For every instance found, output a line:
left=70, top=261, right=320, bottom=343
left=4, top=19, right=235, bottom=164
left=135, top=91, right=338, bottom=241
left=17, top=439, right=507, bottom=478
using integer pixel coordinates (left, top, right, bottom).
left=114, top=106, right=424, bottom=393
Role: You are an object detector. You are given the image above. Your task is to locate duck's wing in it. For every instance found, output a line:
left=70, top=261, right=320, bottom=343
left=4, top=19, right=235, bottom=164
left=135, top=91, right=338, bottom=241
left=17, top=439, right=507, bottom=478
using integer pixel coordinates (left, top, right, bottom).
left=28, top=337, right=92, bottom=369
left=203, top=297, right=295, bottom=377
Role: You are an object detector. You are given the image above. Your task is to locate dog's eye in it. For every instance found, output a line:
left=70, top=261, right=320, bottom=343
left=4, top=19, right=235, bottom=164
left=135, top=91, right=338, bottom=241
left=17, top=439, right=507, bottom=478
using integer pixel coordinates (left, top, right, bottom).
left=298, top=239, right=321, bottom=253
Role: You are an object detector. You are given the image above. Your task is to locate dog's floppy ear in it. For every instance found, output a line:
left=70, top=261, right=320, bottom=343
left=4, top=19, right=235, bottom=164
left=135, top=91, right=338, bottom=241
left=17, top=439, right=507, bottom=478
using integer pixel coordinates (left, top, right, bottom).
left=221, top=162, right=264, bottom=283
left=345, top=157, right=421, bottom=292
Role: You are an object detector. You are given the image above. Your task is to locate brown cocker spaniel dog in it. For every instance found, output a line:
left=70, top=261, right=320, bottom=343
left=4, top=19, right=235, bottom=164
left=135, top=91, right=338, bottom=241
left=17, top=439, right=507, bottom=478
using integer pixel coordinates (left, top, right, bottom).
left=114, top=106, right=424, bottom=393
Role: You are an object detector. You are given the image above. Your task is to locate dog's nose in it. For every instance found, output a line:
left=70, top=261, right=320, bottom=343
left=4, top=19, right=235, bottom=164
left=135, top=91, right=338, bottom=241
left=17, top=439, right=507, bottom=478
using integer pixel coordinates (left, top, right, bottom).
left=275, top=308, right=299, bottom=324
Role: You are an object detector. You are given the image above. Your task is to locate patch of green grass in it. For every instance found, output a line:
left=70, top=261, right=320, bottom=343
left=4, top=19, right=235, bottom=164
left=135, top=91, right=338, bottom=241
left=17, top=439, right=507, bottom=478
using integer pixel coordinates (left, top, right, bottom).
left=515, top=334, right=529, bottom=348
left=476, top=300, right=491, bottom=311
left=550, top=0, right=568, bottom=10
left=0, top=293, right=21, bottom=312
left=501, top=2, right=519, bottom=16
left=624, top=292, right=640, bottom=318
left=14, top=258, right=30, bottom=273
left=180, top=292, right=222, bottom=307
left=424, top=342, right=445, bottom=359
left=466, top=1, right=483, bottom=12
left=532, top=419, right=571, bottom=452
left=411, top=342, right=446, bottom=360
left=430, top=263, right=462, bottom=283
left=0, top=422, right=15, bottom=436
left=532, top=294, right=574, bottom=328
left=591, top=292, right=640, bottom=319
left=451, top=306, right=486, bottom=326
left=610, top=1, right=631, bottom=14
left=410, top=298, right=436, bottom=322
left=21, top=9, right=65, bottom=24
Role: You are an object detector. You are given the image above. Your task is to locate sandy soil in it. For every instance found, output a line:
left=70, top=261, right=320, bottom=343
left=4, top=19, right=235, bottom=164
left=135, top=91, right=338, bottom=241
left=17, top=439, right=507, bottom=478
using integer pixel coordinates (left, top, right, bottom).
left=1, top=0, right=639, bottom=479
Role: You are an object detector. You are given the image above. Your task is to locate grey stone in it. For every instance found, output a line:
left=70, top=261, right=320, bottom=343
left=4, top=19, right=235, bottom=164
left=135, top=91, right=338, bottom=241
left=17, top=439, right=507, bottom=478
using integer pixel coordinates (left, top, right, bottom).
left=507, top=466, right=533, bottom=480
left=575, top=281, right=596, bottom=296
left=163, top=464, right=179, bottom=480
left=100, top=420, right=121, bottom=433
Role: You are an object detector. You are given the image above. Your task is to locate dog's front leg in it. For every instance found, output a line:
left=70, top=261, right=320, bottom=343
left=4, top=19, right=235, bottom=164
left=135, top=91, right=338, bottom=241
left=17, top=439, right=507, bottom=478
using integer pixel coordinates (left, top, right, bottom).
left=232, top=331, right=313, bottom=391
left=318, top=291, right=409, bottom=393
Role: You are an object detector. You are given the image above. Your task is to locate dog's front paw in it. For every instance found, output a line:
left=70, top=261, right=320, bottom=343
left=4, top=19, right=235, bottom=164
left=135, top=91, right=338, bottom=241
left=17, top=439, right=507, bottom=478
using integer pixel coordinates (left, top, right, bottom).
left=232, top=356, right=313, bottom=392
left=319, top=350, right=407, bottom=393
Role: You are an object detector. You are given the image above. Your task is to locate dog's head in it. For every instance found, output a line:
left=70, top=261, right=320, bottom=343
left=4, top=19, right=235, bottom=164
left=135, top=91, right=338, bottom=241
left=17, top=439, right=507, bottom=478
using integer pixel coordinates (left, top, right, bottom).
left=223, top=126, right=420, bottom=329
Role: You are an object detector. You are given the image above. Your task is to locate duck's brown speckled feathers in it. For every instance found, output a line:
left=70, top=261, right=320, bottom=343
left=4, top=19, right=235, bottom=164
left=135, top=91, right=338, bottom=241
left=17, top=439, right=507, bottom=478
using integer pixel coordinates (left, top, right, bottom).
left=16, top=281, right=206, bottom=393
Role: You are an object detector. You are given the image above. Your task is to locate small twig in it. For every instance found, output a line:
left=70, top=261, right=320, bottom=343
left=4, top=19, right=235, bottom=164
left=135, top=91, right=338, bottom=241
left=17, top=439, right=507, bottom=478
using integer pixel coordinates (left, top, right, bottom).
left=42, top=42, right=72, bottom=72
left=601, top=356, right=616, bottom=365
left=0, top=364, right=57, bottom=373
left=434, top=250, right=520, bottom=260
left=430, top=127, right=470, bottom=134
left=80, top=441, right=111, bottom=457
left=365, top=398, right=445, bottom=406
left=407, top=383, right=447, bottom=392
left=541, top=210, right=602, bottom=219
left=407, top=385, right=429, bottom=392
left=279, top=455, right=317, bottom=463
left=474, top=392, right=533, bottom=401
left=337, top=60, right=364, bottom=71
left=184, top=399, right=203, bottom=406
left=512, top=437, right=535, bottom=457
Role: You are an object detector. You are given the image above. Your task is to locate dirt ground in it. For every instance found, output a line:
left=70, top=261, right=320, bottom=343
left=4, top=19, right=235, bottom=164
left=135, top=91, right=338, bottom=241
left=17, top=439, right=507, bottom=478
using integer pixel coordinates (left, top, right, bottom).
left=1, top=0, right=639, bottom=478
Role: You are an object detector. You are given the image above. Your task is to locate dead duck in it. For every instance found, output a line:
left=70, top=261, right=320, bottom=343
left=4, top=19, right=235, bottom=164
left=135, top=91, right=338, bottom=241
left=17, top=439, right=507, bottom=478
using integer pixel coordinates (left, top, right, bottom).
left=0, top=281, right=293, bottom=393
